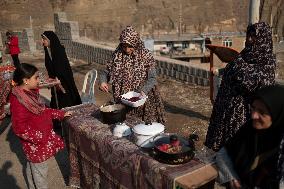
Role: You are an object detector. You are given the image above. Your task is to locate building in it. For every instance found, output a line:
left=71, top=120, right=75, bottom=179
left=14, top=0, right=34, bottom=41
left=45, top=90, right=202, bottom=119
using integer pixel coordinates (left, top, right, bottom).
left=153, top=34, right=206, bottom=63
left=202, top=31, right=246, bottom=67
left=152, top=32, right=246, bottom=64
left=202, top=31, right=246, bottom=52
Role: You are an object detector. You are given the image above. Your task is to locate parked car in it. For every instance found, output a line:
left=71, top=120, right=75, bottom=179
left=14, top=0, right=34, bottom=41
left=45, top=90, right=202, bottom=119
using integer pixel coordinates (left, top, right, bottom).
left=160, top=47, right=170, bottom=55
left=169, top=46, right=186, bottom=56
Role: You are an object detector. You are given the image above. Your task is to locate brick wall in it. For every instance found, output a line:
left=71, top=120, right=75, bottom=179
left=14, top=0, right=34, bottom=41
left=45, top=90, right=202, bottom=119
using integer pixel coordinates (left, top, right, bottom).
left=54, top=12, right=210, bottom=86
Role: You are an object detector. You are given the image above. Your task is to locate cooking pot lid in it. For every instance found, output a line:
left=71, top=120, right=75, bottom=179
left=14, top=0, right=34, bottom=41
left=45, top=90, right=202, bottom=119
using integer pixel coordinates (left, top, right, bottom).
left=133, top=122, right=165, bottom=135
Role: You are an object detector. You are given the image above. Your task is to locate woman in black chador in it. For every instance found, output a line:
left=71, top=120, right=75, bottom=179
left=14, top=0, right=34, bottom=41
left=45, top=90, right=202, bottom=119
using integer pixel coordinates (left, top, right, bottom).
left=41, top=31, right=81, bottom=109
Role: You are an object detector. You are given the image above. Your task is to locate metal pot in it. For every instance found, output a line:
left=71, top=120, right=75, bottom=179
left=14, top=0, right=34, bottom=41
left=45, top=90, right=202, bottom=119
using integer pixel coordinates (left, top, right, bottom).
left=151, top=133, right=199, bottom=165
left=132, top=121, right=165, bottom=148
left=100, top=104, right=126, bottom=124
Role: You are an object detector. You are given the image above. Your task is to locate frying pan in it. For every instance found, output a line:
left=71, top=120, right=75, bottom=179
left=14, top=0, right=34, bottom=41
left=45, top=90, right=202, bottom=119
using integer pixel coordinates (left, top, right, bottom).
left=151, top=133, right=199, bottom=165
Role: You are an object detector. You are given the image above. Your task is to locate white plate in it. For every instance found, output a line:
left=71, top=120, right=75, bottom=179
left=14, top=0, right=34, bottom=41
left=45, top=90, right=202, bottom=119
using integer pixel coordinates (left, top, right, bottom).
left=121, top=91, right=147, bottom=107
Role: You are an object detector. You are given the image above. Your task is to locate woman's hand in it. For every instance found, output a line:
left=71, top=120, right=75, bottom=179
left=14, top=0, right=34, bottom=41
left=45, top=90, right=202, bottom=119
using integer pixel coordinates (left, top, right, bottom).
left=100, top=82, right=109, bottom=92
left=230, top=179, right=242, bottom=189
left=55, top=77, right=66, bottom=93
left=140, top=91, right=146, bottom=97
left=64, top=111, right=72, bottom=117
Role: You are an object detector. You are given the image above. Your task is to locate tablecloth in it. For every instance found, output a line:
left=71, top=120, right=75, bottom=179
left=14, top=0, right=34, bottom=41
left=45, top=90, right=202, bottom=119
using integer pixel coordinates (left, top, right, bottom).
left=63, top=104, right=217, bottom=189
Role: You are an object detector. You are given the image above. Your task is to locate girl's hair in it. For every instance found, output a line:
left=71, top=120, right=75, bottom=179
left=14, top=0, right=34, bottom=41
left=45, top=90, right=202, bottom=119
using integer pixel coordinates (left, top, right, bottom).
left=13, top=63, right=38, bottom=86
left=6, top=31, right=12, bottom=36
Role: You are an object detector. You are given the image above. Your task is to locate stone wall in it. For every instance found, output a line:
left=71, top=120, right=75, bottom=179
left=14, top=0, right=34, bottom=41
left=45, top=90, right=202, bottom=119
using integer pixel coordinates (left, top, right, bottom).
left=54, top=12, right=209, bottom=86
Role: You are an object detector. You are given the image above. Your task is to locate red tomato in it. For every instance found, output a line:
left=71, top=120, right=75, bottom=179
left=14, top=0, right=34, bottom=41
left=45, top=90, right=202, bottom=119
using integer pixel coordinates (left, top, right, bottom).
left=158, top=144, right=170, bottom=152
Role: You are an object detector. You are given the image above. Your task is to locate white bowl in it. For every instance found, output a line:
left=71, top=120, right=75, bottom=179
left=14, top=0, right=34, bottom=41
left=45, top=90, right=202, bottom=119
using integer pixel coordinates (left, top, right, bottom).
left=113, top=123, right=131, bottom=138
left=121, top=91, right=147, bottom=107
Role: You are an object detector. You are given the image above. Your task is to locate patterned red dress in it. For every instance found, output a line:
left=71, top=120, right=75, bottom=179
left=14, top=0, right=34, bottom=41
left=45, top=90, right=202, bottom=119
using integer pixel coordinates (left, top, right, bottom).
left=10, top=91, right=65, bottom=163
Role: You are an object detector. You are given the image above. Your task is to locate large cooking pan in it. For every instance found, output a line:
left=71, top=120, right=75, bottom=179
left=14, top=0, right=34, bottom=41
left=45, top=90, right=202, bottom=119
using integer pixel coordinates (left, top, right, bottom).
left=100, top=104, right=126, bottom=124
left=151, top=133, right=199, bottom=165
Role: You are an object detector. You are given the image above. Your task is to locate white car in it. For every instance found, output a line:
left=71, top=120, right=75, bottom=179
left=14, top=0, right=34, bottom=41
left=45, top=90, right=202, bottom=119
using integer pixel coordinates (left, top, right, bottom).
left=160, top=47, right=170, bottom=55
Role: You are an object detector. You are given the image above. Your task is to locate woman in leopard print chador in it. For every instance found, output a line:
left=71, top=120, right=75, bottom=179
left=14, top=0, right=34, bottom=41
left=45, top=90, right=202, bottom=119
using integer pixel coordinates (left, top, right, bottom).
left=100, top=26, right=165, bottom=123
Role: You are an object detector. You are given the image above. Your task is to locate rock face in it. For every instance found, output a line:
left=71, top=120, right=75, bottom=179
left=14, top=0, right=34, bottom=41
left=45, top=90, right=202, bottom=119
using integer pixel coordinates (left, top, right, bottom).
left=0, top=0, right=53, bottom=29
left=61, top=0, right=250, bottom=41
left=0, top=0, right=283, bottom=42
left=0, top=0, right=54, bottom=43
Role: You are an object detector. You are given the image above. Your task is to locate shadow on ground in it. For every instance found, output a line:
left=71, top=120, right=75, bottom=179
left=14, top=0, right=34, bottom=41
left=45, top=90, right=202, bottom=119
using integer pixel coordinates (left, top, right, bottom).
left=3, top=117, right=70, bottom=188
left=164, top=101, right=209, bottom=121
left=0, top=161, right=21, bottom=189
left=6, top=123, right=28, bottom=189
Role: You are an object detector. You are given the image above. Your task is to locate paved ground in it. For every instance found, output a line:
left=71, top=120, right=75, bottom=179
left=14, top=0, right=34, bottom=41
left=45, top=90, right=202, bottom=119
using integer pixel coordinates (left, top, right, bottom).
left=0, top=52, right=216, bottom=188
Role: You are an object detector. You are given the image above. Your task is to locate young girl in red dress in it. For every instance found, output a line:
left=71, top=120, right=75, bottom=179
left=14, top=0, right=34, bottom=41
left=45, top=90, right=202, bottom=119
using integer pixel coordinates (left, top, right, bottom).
left=10, top=63, right=72, bottom=189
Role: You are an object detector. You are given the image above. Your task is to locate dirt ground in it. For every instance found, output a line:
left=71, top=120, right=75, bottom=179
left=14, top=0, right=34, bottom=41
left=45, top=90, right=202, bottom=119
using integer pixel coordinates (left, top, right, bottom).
left=0, top=52, right=215, bottom=188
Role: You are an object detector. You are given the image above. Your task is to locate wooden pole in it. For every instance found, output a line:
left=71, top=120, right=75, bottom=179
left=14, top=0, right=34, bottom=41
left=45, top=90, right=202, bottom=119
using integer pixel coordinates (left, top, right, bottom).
left=209, top=51, right=214, bottom=104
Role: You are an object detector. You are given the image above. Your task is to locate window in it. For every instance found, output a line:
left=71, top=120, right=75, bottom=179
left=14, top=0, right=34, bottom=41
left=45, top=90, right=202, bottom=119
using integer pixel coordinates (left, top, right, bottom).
left=166, top=42, right=173, bottom=48
left=222, top=39, right=233, bottom=47
left=182, top=41, right=189, bottom=48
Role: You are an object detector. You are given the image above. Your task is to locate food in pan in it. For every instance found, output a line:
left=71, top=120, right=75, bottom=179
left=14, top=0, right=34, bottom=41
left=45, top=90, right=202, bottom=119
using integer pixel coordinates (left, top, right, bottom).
left=157, top=135, right=183, bottom=154
left=157, top=143, right=182, bottom=154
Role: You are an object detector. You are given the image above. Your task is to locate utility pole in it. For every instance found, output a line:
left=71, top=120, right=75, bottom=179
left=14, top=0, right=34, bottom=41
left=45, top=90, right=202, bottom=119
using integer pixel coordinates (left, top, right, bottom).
left=29, top=16, right=33, bottom=29
left=178, top=2, right=182, bottom=36
left=249, top=0, right=260, bottom=24
left=269, top=8, right=274, bottom=35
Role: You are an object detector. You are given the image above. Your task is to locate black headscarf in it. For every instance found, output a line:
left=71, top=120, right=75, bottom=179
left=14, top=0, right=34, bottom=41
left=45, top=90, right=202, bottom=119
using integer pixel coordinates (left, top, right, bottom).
left=42, top=31, right=65, bottom=78
left=226, top=85, right=284, bottom=180
left=42, top=31, right=81, bottom=108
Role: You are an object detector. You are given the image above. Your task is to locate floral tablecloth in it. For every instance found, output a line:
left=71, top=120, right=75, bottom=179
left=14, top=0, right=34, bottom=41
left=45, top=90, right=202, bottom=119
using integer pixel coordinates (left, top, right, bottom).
left=63, top=104, right=217, bottom=189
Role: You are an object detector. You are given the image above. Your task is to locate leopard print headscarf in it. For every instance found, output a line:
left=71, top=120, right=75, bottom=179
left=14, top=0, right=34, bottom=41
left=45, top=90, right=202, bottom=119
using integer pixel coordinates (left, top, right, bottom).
left=107, top=26, right=156, bottom=100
